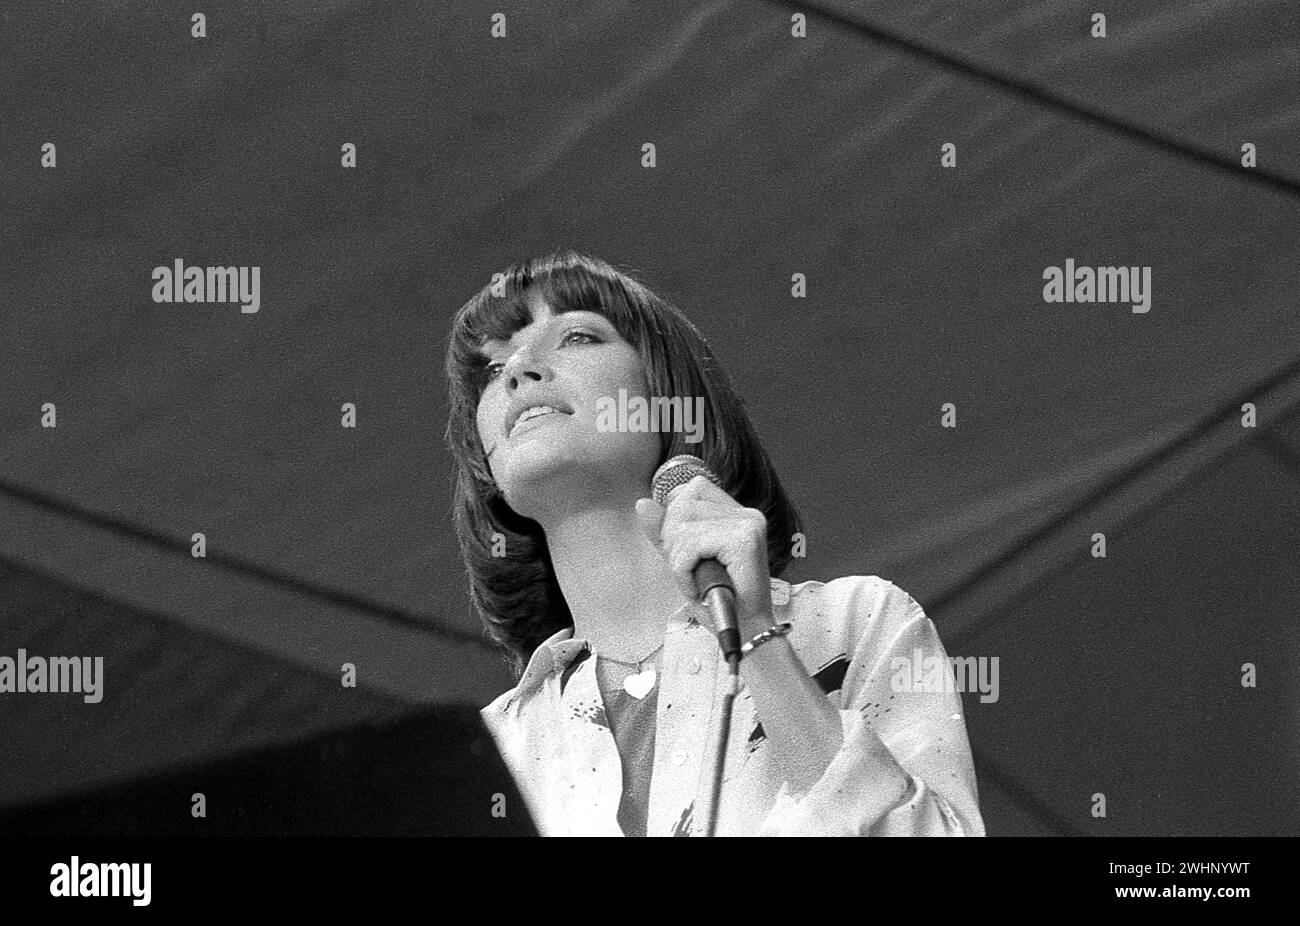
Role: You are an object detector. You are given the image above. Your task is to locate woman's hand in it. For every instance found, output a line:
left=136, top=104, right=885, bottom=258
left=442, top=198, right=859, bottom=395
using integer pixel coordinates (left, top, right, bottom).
left=635, top=475, right=774, bottom=637
left=637, top=474, right=848, bottom=794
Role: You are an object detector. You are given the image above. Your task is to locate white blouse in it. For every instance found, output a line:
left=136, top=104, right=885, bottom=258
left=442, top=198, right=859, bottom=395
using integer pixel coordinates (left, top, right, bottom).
left=481, top=575, right=986, bottom=836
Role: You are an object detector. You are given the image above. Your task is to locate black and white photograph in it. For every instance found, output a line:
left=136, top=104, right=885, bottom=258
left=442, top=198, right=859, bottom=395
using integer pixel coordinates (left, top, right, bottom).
left=1, top=0, right=1295, bottom=907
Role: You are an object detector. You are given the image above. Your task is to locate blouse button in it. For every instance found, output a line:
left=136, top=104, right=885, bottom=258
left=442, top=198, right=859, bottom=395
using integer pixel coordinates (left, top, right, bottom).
left=671, top=750, right=688, bottom=767
left=686, top=658, right=701, bottom=675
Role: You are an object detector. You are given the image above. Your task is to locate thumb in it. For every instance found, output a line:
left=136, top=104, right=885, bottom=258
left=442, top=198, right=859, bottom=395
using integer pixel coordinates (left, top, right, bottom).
left=635, top=498, right=666, bottom=549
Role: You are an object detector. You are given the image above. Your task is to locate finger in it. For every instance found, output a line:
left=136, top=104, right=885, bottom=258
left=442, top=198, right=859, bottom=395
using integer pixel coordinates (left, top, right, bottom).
left=664, top=493, right=739, bottom=518
left=661, top=480, right=746, bottom=533
left=658, top=529, right=702, bottom=606
left=661, top=500, right=743, bottom=541
left=662, top=503, right=768, bottom=554
left=670, top=474, right=737, bottom=509
left=668, top=516, right=755, bottom=561
left=634, top=497, right=666, bottom=549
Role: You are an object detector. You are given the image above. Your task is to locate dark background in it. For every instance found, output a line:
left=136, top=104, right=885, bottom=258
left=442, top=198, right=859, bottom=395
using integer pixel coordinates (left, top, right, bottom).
left=1, top=0, right=1297, bottom=835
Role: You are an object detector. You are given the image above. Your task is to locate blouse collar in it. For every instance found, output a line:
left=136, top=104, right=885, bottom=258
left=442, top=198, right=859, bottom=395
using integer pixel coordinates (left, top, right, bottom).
left=506, top=577, right=793, bottom=707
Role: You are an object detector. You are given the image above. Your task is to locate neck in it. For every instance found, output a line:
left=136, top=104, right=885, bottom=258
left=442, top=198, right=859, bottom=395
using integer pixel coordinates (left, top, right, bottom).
left=541, top=501, right=691, bottom=663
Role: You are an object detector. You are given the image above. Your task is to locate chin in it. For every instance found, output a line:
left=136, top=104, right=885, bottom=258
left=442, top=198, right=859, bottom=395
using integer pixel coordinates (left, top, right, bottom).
left=495, top=432, right=659, bottom=515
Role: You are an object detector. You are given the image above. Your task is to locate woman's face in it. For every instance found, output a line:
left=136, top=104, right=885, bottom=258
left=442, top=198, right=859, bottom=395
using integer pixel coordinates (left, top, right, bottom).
left=475, top=292, right=660, bottom=517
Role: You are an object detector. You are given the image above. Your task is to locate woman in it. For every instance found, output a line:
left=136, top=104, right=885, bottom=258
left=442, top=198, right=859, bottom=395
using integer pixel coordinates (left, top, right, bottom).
left=445, top=250, right=984, bottom=836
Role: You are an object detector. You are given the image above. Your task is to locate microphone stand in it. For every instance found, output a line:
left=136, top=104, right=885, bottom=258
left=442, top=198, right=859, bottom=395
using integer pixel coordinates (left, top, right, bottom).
left=696, top=563, right=742, bottom=838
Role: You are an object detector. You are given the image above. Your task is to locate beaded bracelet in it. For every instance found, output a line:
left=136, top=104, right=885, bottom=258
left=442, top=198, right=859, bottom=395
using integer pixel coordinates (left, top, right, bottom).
left=739, top=621, right=793, bottom=656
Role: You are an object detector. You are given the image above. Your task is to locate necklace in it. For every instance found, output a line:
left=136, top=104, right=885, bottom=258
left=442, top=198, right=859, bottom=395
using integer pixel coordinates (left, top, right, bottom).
left=598, top=643, right=663, bottom=700
left=598, top=642, right=663, bottom=669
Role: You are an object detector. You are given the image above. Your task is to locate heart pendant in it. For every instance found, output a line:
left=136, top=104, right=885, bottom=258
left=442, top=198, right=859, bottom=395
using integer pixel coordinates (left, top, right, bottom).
left=622, top=668, right=656, bottom=699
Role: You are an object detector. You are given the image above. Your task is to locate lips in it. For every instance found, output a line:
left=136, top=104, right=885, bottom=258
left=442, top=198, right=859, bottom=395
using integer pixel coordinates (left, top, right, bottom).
left=506, top=401, right=573, bottom=437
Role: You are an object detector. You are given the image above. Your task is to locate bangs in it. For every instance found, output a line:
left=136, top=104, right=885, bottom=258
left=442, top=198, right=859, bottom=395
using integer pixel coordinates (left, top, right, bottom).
left=446, top=254, right=650, bottom=389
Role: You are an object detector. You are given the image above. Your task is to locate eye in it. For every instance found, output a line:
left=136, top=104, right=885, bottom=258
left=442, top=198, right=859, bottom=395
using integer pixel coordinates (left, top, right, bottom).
left=482, top=359, right=505, bottom=382
left=561, top=329, right=600, bottom=346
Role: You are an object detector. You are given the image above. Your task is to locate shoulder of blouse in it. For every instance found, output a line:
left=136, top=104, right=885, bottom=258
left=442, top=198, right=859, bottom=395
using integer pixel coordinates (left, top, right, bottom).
left=776, top=574, right=930, bottom=666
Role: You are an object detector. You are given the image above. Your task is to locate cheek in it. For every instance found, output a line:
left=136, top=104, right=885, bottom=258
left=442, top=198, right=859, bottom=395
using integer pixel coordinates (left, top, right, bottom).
left=600, top=349, right=650, bottom=395
left=474, top=392, right=498, bottom=447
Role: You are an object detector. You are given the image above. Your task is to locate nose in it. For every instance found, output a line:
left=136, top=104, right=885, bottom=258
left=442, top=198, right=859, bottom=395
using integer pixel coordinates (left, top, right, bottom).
left=502, top=347, right=553, bottom=390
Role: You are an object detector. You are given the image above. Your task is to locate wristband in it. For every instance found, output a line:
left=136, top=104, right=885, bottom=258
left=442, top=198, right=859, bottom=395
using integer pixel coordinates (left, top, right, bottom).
left=739, top=621, right=793, bottom=657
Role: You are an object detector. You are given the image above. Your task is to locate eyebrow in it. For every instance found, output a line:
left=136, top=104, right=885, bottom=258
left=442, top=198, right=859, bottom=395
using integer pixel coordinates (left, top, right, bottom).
left=476, top=310, right=608, bottom=353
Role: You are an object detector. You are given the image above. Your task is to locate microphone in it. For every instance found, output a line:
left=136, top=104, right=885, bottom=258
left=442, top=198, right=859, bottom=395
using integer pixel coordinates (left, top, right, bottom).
left=651, top=455, right=742, bottom=669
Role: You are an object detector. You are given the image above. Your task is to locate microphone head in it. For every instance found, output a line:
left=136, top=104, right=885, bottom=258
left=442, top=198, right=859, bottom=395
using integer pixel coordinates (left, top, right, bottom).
left=651, top=454, right=723, bottom=505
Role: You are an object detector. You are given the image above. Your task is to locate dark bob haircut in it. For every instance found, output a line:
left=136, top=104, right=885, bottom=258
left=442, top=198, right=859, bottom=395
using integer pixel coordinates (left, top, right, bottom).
left=445, top=249, right=801, bottom=677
